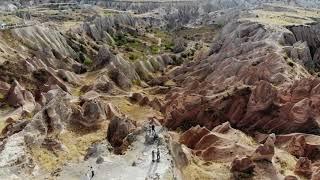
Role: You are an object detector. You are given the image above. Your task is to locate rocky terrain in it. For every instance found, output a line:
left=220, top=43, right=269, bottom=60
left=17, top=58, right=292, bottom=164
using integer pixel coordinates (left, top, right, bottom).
left=0, top=0, right=320, bottom=180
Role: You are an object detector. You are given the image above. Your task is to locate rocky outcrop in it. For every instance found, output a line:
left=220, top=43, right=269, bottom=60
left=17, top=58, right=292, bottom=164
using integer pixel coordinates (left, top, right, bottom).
left=129, top=92, right=163, bottom=111
left=284, top=176, right=298, bottom=180
left=287, top=24, right=320, bottom=68
left=251, top=134, right=275, bottom=162
left=23, top=89, right=72, bottom=146
left=5, top=80, right=35, bottom=108
left=287, top=135, right=318, bottom=159
left=294, top=157, right=313, bottom=178
left=107, top=116, right=136, bottom=154
left=70, top=98, right=107, bottom=128
left=230, top=156, right=255, bottom=178
left=312, top=167, right=320, bottom=180
left=161, top=21, right=320, bottom=135
left=164, top=77, right=320, bottom=134
left=179, top=124, right=255, bottom=162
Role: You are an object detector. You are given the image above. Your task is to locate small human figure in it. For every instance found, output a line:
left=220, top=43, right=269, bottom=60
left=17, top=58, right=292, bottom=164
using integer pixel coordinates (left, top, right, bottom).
left=90, top=166, right=94, bottom=180
left=151, top=124, right=155, bottom=135
left=152, top=150, right=155, bottom=162
left=157, top=148, right=160, bottom=162
left=153, top=133, right=158, bottom=141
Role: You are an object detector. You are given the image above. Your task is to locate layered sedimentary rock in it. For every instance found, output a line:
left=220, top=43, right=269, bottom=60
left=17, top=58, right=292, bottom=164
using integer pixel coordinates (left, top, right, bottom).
left=70, top=98, right=107, bottom=127
left=230, top=156, right=255, bottom=178
left=163, top=21, right=320, bottom=135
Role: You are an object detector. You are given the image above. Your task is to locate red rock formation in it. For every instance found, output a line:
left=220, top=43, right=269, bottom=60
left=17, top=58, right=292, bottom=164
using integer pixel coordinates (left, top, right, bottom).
left=107, top=116, right=136, bottom=154
left=312, top=167, right=320, bottom=180
left=179, top=125, right=210, bottom=149
left=164, top=78, right=320, bottom=134
left=284, top=176, right=298, bottom=180
left=179, top=124, right=255, bottom=162
left=230, top=156, right=255, bottom=178
left=294, top=157, right=313, bottom=178
left=287, top=135, right=319, bottom=159
left=251, top=134, right=275, bottom=162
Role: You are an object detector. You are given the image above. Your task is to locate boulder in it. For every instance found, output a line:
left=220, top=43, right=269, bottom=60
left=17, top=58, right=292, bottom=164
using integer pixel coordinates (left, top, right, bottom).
left=94, top=75, right=114, bottom=93
left=139, top=96, right=150, bottom=106
left=230, top=156, right=255, bottom=178
left=107, top=116, right=136, bottom=153
left=5, top=80, right=36, bottom=117
left=284, top=176, right=298, bottom=180
left=80, top=90, right=101, bottom=103
left=93, top=46, right=113, bottom=70
left=287, top=135, right=307, bottom=158
left=294, top=157, right=312, bottom=178
left=71, top=98, right=107, bottom=127
left=105, top=103, right=122, bottom=120
left=312, top=167, right=320, bottom=180
left=252, top=134, right=275, bottom=162
left=6, top=80, right=30, bottom=107
left=130, top=92, right=144, bottom=103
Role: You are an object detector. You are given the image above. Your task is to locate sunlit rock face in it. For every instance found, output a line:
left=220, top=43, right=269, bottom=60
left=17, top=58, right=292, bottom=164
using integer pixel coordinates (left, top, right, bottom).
left=163, top=20, right=320, bottom=135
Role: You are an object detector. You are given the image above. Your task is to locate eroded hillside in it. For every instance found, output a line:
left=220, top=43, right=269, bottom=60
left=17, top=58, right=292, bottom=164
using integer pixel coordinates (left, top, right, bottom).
left=0, top=1, right=320, bottom=180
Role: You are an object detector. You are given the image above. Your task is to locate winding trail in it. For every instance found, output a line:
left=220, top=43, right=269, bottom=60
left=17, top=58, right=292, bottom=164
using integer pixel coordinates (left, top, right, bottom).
left=58, top=124, right=175, bottom=180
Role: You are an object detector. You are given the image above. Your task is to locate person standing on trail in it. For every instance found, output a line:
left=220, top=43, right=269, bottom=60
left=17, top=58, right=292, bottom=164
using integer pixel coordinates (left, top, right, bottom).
left=152, top=150, right=155, bottom=162
left=90, top=166, right=95, bottom=180
left=157, top=148, right=160, bottom=162
left=151, top=124, right=155, bottom=135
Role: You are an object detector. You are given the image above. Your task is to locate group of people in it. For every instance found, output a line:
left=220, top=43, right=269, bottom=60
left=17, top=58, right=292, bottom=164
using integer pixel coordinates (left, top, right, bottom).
left=152, top=147, right=161, bottom=163
left=84, top=166, right=95, bottom=180
left=147, top=123, right=158, bottom=140
left=146, top=121, right=161, bottom=163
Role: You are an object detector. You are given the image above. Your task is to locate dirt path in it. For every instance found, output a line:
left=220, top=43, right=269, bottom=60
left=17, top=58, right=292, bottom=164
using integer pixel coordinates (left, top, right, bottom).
left=58, top=124, right=175, bottom=180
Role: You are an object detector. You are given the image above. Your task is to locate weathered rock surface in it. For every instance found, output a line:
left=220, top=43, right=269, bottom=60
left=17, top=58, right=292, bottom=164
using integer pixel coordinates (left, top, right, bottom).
left=294, top=157, right=313, bottom=178
left=107, top=116, right=136, bottom=154
left=230, top=156, right=255, bottom=178
left=70, top=98, right=107, bottom=128
left=23, top=89, right=72, bottom=146
left=251, top=134, right=275, bottom=162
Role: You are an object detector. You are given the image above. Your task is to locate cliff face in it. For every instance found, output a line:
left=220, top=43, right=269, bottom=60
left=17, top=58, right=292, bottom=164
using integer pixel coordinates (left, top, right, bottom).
left=163, top=21, right=320, bottom=134
left=287, top=24, right=320, bottom=70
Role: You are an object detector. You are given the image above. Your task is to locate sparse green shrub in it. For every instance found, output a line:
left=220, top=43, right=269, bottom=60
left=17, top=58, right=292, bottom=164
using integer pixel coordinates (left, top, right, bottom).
left=114, top=33, right=128, bottom=46
left=132, top=79, right=142, bottom=86
left=83, top=57, right=92, bottom=66
left=150, top=45, right=160, bottom=54
left=128, top=53, right=139, bottom=61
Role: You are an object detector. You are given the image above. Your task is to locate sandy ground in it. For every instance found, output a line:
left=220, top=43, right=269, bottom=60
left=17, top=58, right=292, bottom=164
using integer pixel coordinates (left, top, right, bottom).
left=58, top=125, right=175, bottom=180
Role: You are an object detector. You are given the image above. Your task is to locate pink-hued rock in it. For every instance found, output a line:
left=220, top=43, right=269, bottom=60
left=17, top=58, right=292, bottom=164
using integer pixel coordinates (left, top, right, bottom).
left=251, top=134, right=275, bottom=162
left=294, top=157, right=312, bottom=178
left=230, top=156, right=255, bottom=176
left=284, top=176, right=298, bottom=180
left=311, top=167, right=320, bottom=180
left=179, top=125, right=211, bottom=149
